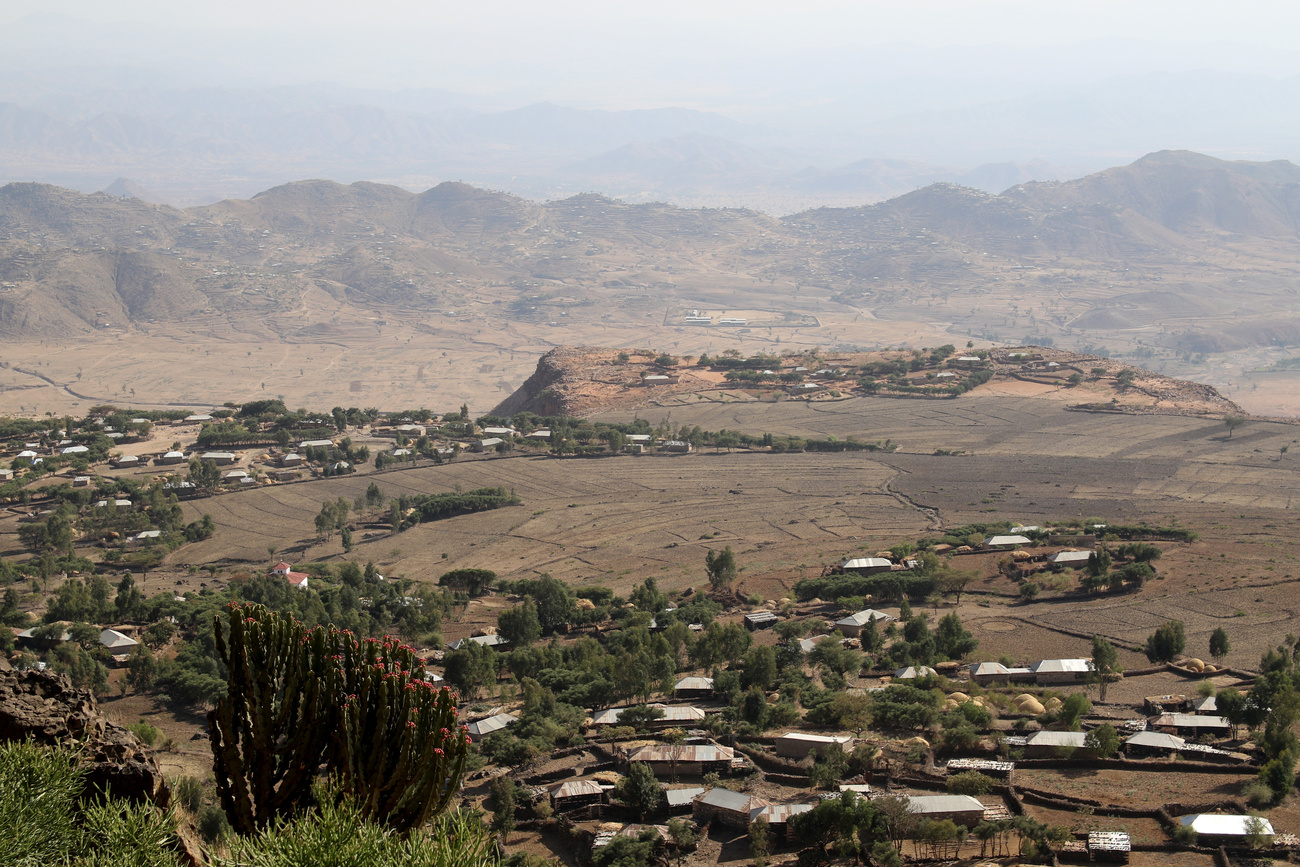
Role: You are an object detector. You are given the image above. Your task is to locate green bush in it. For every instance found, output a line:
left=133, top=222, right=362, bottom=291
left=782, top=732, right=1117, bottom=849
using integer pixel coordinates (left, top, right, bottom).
left=0, top=740, right=181, bottom=867
left=128, top=720, right=160, bottom=747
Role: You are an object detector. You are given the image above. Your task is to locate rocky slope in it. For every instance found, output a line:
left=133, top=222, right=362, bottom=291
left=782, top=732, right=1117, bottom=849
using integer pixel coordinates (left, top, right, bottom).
left=0, top=666, right=170, bottom=806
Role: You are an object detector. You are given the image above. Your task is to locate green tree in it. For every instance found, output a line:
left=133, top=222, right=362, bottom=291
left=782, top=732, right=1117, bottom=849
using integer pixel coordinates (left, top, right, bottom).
left=1058, top=693, right=1092, bottom=731
left=1088, top=635, right=1123, bottom=702
left=704, top=546, right=737, bottom=590
left=1210, top=627, right=1231, bottom=662
left=617, top=762, right=663, bottom=821
left=1144, top=620, right=1186, bottom=663
left=1084, top=723, right=1120, bottom=758
left=488, top=775, right=516, bottom=841
left=934, top=612, right=977, bottom=660
left=749, top=817, right=771, bottom=867
left=518, top=576, right=576, bottom=635
left=497, top=599, right=542, bottom=647
left=1224, top=415, right=1247, bottom=438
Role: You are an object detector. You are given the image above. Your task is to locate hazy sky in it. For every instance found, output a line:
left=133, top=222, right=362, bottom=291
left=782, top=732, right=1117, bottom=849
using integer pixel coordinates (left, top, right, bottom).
left=7, top=0, right=1300, bottom=50
left=5, top=0, right=1300, bottom=108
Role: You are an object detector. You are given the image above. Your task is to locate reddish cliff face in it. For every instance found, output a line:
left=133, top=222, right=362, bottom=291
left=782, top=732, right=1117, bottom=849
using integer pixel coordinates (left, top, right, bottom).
left=491, top=346, right=633, bottom=417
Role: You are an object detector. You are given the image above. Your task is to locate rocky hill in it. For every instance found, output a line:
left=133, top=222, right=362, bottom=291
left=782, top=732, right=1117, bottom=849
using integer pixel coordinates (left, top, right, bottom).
left=494, top=344, right=1244, bottom=420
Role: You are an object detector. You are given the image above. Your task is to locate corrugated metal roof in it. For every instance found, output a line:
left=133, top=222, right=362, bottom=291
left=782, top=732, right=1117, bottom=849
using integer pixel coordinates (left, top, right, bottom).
left=1181, top=814, right=1274, bottom=837
left=674, top=677, right=714, bottom=691
left=592, top=706, right=705, bottom=725
left=666, top=787, right=707, bottom=807
left=1155, top=713, right=1230, bottom=728
left=1048, top=550, right=1094, bottom=563
left=629, top=744, right=733, bottom=764
left=836, top=609, right=894, bottom=627
left=1125, top=731, right=1184, bottom=750
left=696, top=788, right=766, bottom=812
left=751, top=803, right=814, bottom=823
left=987, top=535, right=1031, bottom=546
left=907, top=795, right=985, bottom=815
left=776, top=732, right=853, bottom=746
left=466, top=712, right=517, bottom=737
left=894, top=666, right=937, bottom=679
left=552, top=780, right=603, bottom=799
left=841, top=558, right=893, bottom=571
left=1027, top=731, right=1086, bottom=747
left=1031, top=658, right=1090, bottom=673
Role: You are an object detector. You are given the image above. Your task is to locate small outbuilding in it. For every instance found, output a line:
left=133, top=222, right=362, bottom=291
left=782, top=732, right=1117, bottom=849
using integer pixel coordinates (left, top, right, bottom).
left=550, top=780, right=605, bottom=811
left=1024, top=730, right=1092, bottom=758
left=692, top=788, right=767, bottom=830
left=674, top=676, right=714, bottom=699
left=1031, top=658, right=1090, bottom=684
left=744, top=611, right=779, bottom=631
left=969, top=661, right=1033, bottom=685
left=834, top=609, right=894, bottom=638
left=465, top=712, right=518, bottom=742
left=774, top=732, right=854, bottom=760
left=1178, top=814, right=1273, bottom=845
left=906, top=794, right=986, bottom=828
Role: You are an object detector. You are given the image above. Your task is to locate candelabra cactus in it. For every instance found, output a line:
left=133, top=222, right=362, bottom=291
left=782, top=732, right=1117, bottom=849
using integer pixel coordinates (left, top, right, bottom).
left=209, top=603, right=470, bottom=835
left=334, top=635, right=469, bottom=831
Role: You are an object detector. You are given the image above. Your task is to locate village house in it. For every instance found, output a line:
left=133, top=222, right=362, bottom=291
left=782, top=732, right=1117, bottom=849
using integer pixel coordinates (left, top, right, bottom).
left=550, top=780, right=605, bottom=811
left=99, top=628, right=138, bottom=653
left=986, top=534, right=1032, bottom=549
left=893, top=666, right=938, bottom=680
left=1123, top=730, right=1188, bottom=759
left=666, top=787, right=707, bottom=814
left=906, top=794, right=986, bottom=828
left=625, top=743, right=735, bottom=778
left=661, top=440, right=692, bottom=453
left=834, top=609, right=894, bottom=638
left=1178, top=814, right=1273, bottom=846
left=590, top=706, right=706, bottom=729
left=744, top=611, right=779, bottom=631
left=446, top=634, right=510, bottom=651
left=1047, top=550, right=1094, bottom=568
left=466, top=712, right=518, bottom=742
left=1031, top=658, right=1091, bottom=684
left=674, top=676, right=714, bottom=699
left=199, top=451, right=237, bottom=465
left=774, top=732, right=854, bottom=760
left=270, top=561, right=310, bottom=589
left=473, top=437, right=503, bottom=452
left=111, top=455, right=140, bottom=468
left=0, top=468, right=13, bottom=481
left=692, top=788, right=767, bottom=829
left=838, top=558, right=893, bottom=575
left=1024, top=730, right=1093, bottom=758
left=751, top=803, right=815, bottom=841
left=968, top=661, right=1034, bottom=685
left=1151, top=712, right=1232, bottom=738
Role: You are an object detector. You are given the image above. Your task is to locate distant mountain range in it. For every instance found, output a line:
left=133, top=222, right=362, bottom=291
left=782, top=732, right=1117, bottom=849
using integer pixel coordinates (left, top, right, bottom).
left=2, top=150, right=1300, bottom=365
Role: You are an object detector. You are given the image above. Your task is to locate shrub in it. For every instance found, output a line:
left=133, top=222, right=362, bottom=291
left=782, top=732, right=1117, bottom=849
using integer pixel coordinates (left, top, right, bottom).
left=947, top=771, right=995, bottom=795
left=128, top=720, right=160, bottom=747
left=172, top=775, right=203, bottom=814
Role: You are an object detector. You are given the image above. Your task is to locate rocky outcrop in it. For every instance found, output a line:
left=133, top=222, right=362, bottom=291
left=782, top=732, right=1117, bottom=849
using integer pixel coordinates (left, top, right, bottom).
left=0, top=668, right=170, bottom=806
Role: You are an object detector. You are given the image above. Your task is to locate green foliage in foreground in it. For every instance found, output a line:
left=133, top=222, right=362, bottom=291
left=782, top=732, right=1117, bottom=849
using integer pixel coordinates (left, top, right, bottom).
left=0, top=739, right=182, bottom=867
left=0, top=740, right=496, bottom=867
left=217, top=793, right=496, bottom=867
